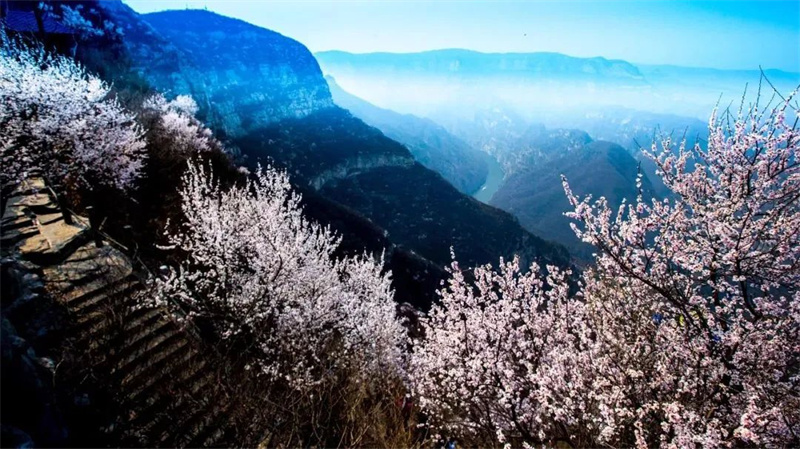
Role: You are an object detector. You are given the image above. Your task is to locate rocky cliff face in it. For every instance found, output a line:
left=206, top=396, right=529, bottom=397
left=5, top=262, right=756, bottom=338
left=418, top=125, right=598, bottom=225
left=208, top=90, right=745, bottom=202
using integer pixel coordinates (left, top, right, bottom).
left=100, top=3, right=334, bottom=137
left=233, top=108, right=569, bottom=268
left=96, top=2, right=196, bottom=93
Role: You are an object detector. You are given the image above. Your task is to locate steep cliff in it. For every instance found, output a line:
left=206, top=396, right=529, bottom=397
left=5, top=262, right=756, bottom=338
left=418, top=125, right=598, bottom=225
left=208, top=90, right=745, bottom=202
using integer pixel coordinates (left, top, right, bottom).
left=101, top=4, right=334, bottom=137
left=234, top=108, right=569, bottom=268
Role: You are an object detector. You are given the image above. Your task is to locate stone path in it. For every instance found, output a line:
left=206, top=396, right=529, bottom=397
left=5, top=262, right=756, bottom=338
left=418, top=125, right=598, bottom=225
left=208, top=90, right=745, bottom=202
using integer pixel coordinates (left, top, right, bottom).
left=1, top=178, right=237, bottom=447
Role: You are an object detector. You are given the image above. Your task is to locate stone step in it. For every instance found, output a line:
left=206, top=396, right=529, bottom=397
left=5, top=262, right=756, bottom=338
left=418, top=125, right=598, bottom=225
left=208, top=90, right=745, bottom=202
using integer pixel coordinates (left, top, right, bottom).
left=18, top=219, right=91, bottom=265
left=114, top=326, right=182, bottom=375
left=3, top=189, right=59, bottom=215
left=175, top=398, right=232, bottom=448
left=163, top=394, right=230, bottom=447
left=196, top=426, right=228, bottom=448
left=48, top=261, right=135, bottom=304
left=5, top=177, right=46, bottom=197
left=124, top=307, right=163, bottom=330
left=0, top=222, right=39, bottom=248
left=68, top=280, right=140, bottom=316
left=3, top=180, right=248, bottom=448
left=129, top=367, right=216, bottom=438
left=121, top=341, right=197, bottom=393
left=147, top=389, right=218, bottom=445
left=75, top=303, right=157, bottom=343
left=0, top=212, right=36, bottom=231
left=82, top=302, right=158, bottom=340
left=137, top=365, right=215, bottom=411
left=127, top=356, right=206, bottom=412
left=186, top=404, right=234, bottom=449
left=0, top=211, right=64, bottom=230
left=120, top=316, right=174, bottom=354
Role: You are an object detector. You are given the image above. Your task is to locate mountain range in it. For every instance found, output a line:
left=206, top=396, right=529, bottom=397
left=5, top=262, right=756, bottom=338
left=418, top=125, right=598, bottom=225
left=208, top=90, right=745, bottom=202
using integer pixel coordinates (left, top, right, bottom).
left=316, top=49, right=646, bottom=81
left=315, top=49, right=800, bottom=121
left=322, top=77, right=658, bottom=260
left=28, top=1, right=786, bottom=294
left=314, top=49, right=797, bottom=258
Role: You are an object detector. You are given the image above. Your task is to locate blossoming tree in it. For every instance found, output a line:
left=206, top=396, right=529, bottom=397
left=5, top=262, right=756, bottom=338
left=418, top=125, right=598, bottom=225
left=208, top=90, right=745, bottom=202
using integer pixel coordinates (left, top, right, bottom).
left=410, top=255, right=593, bottom=447
left=0, top=31, right=145, bottom=192
left=412, top=94, right=800, bottom=448
left=152, top=161, right=407, bottom=389
left=562, top=96, right=800, bottom=447
left=141, top=94, right=216, bottom=157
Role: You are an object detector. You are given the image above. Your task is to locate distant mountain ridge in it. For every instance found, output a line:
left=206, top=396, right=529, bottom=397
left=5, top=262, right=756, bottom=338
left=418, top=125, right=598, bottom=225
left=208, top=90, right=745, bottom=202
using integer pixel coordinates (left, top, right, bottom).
left=317, top=49, right=799, bottom=84
left=317, top=49, right=645, bottom=80
left=639, top=64, right=799, bottom=85
left=314, top=49, right=800, bottom=122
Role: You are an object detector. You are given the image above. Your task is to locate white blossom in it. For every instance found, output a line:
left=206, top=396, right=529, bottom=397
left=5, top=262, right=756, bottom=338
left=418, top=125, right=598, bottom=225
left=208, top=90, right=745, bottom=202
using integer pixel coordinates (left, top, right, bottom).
left=142, top=93, right=214, bottom=156
left=151, top=161, right=407, bottom=389
left=0, top=31, right=145, bottom=190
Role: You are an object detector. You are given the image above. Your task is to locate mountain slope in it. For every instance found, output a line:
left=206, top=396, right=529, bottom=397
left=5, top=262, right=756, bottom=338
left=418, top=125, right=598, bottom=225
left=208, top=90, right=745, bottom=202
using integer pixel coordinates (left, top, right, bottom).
left=111, top=7, right=570, bottom=270
left=490, top=128, right=654, bottom=262
left=540, top=108, right=709, bottom=198
left=234, top=108, right=569, bottom=267
left=326, top=75, right=490, bottom=195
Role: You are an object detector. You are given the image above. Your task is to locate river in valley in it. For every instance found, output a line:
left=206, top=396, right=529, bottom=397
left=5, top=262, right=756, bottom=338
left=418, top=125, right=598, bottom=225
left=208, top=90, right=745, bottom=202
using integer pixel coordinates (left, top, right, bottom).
left=473, top=154, right=505, bottom=203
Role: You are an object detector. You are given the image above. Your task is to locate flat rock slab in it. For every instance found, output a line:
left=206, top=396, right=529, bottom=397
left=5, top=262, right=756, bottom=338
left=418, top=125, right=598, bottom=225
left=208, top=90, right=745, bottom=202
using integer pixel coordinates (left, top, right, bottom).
left=18, top=218, right=90, bottom=265
left=44, top=245, right=134, bottom=299
left=5, top=191, right=59, bottom=214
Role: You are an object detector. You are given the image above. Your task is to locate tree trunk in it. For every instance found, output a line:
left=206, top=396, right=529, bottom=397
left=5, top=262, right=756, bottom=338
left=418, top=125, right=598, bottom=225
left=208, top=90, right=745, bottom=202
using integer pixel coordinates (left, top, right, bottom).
left=86, top=207, right=103, bottom=248
left=56, top=193, right=73, bottom=225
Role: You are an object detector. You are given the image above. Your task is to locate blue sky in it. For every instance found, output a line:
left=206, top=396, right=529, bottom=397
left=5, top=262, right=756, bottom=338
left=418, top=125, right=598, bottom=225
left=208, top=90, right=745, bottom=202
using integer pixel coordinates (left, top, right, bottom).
left=125, top=0, right=800, bottom=72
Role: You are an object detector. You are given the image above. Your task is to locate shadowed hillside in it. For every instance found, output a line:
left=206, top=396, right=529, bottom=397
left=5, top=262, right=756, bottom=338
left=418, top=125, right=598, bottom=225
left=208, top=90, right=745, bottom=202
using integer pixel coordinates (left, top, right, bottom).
left=326, top=75, right=491, bottom=195
left=491, top=129, right=654, bottom=262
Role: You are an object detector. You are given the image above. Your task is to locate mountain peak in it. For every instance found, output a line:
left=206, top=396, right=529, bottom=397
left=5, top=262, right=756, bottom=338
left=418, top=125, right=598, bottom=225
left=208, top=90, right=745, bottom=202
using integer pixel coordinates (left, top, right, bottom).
left=109, top=6, right=335, bottom=136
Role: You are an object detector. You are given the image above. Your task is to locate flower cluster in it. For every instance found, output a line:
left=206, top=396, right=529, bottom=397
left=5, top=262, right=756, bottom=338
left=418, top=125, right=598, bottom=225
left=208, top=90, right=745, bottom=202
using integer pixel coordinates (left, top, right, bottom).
left=141, top=93, right=215, bottom=156
left=413, top=97, right=800, bottom=448
left=151, top=161, right=407, bottom=389
left=0, top=31, right=145, bottom=190
left=58, top=4, right=103, bottom=39
left=411, top=255, right=591, bottom=447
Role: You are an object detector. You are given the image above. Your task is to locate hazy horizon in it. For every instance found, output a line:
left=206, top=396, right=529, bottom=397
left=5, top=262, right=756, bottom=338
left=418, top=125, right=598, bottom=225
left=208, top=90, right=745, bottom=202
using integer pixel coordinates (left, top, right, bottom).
left=313, top=49, right=800, bottom=75
left=125, top=0, right=800, bottom=73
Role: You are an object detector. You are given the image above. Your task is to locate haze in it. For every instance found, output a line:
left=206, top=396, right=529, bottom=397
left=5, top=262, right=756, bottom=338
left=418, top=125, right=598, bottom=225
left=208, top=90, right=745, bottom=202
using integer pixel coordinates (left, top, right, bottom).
left=126, top=0, right=800, bottom=72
